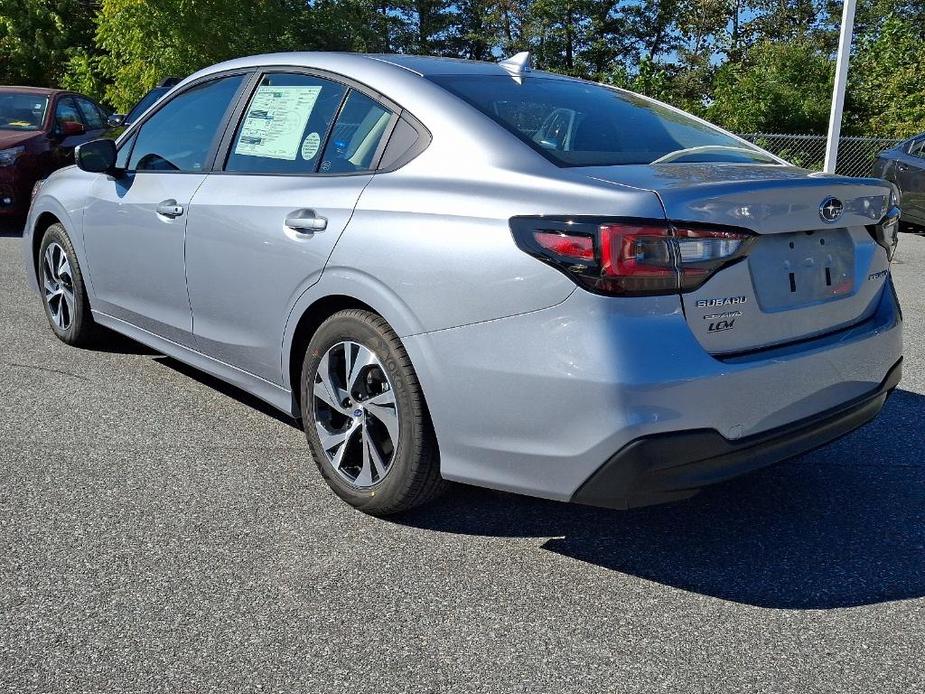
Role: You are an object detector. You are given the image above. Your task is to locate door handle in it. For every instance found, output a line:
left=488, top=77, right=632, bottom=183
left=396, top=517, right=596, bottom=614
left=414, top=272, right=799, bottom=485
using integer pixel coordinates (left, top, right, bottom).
left=156, top=199, right=184, bottom=218
left=285, top=210, right=328, bottom=232
left=285, top=209, right=327, bottom=233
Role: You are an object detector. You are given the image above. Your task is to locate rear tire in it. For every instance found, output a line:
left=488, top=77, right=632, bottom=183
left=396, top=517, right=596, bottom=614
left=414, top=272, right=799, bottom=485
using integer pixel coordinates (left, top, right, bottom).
left=38, top=223, right=100, bottom=347
left=301, top=309, right=446, bottom=515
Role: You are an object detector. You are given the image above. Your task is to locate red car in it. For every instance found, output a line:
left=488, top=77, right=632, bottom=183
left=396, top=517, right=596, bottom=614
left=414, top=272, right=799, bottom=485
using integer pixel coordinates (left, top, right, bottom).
left=0, top=86, right=110, bottom=217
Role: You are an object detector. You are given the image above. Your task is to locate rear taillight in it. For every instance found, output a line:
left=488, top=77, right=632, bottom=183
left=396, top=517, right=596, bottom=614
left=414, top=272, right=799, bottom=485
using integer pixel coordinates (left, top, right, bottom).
left=511, top=217, right=754, bottom=296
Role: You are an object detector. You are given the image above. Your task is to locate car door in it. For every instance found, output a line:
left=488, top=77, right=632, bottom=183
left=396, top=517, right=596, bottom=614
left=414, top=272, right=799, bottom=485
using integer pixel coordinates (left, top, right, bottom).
left=896, top=137, right=925, bottom=224
left=49, top=96, right=93, bottom=169
left=82, top=73, right=248, bottom=345
left=184, top=72, right=396, bottom=383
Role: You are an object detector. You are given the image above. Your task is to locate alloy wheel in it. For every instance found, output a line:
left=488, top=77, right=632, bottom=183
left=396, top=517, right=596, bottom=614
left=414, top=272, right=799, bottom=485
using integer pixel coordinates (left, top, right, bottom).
left=312, top=340, right=399, bottom=488
left=42, top=242, right=75, bottom=331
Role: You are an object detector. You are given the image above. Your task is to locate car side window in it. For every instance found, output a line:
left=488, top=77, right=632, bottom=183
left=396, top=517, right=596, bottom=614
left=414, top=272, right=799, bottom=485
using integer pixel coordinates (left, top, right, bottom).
left=76, top=97, right=105, bottom=130
left=225, top=73, right=347, bottom=175
left=908, top=138, right=925, bottom=159
left=54, top=97, right=82, bottom=129
left=319, top=91, right=393, bottom=174
left=128, top=74, right=245, bottom=173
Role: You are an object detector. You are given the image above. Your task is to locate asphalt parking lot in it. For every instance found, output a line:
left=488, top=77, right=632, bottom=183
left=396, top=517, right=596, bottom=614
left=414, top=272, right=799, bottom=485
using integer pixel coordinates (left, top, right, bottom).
left=1, top=222, right=923, bottom=694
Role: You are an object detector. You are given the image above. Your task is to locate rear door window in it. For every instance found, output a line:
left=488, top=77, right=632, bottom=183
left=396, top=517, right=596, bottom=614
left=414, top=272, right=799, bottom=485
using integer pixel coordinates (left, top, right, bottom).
left=319, top=91, right=393, bottom=174
left=225, top=73, right=347, bottom=174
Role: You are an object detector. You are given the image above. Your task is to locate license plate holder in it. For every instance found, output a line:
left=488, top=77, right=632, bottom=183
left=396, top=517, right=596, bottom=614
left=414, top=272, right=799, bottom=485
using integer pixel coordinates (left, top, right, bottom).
left=748, top=229, right=855, bottom=311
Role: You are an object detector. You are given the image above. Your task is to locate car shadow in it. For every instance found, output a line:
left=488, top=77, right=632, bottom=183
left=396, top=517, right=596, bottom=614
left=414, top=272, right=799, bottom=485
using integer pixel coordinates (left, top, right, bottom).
left=83, top=328, right=924, bottom=609
left=393, top=389, right=925, bottom=610
left=152, top=355, right=302, bottom=430
left=0, top=218, right=24, bottom=237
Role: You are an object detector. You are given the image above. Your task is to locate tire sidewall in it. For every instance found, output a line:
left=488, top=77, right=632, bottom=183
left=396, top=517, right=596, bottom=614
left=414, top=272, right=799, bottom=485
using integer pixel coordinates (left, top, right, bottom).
left=301, top=313, right=424, bottom=512
left=38, top=224, right=90, bottom=344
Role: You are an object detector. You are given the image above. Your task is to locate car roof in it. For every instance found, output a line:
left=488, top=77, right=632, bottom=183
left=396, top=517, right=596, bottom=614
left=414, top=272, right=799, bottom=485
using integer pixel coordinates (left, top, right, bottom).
left=0, top=86, right=66, bottom=96
left=187, top=52, right=571, bottom=82
left=364, top=53, right=566, bottom=78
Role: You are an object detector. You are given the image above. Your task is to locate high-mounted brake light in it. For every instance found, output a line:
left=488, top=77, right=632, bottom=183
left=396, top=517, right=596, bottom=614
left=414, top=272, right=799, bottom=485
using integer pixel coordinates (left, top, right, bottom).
left=511, top=217, right=754, bottom=297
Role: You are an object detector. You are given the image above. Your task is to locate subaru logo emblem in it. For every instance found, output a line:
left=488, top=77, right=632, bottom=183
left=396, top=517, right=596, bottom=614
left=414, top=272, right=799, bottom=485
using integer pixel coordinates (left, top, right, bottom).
left=353, top=408, right=363, bottom=418
left=819, top=196, right=844, bottom=223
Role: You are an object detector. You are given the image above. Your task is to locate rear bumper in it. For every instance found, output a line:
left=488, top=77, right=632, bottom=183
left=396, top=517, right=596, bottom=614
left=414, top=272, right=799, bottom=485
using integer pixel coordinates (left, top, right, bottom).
left=572, top=357, right=902, bottom=509
left=403, top=277, right=903, bottom=504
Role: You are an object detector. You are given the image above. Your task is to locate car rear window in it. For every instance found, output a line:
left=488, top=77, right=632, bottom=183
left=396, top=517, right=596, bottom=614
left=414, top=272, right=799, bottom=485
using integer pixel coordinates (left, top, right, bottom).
left=428, top=75, right=774, bottom=167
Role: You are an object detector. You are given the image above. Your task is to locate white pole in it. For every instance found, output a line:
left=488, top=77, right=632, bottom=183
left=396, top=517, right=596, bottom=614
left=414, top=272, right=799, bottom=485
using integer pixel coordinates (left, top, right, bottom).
left=823, top=0, right=857, bottom=174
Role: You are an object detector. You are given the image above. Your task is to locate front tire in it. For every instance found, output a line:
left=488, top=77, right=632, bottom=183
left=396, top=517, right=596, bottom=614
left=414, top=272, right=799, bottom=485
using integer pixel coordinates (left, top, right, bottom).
left=38, top=223, right=100, bottom=347
left=301, top=309, right=446, bottom=515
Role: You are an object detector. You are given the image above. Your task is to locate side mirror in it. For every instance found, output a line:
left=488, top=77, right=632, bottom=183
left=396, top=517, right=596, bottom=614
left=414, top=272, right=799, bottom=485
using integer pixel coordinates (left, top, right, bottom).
left=107, top=113, right=125, bottom=128
left=75, top=139, right=118, bottom=174
left=60, top=120, right=86, bottom=137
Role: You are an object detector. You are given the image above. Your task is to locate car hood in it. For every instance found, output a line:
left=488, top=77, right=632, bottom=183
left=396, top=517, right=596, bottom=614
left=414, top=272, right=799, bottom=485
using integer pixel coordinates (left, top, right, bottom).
left=578, top=163, right=892, bottom=233
left=0, top=130, right=40, bottom=149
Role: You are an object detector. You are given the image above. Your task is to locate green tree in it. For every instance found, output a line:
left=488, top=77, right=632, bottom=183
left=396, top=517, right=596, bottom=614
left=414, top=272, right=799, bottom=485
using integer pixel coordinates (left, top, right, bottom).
left=0, top=0, right=98, bottom=87
left=849, top=11, right=925, bottom=137
left=706, top=38, right=834, bottom=133
left=92, top=0, right=321, bottom=110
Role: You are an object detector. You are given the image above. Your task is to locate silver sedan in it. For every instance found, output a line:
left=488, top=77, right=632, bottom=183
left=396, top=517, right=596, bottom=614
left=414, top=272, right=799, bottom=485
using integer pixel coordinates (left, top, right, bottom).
left=23, top=52, right=903, bottom=514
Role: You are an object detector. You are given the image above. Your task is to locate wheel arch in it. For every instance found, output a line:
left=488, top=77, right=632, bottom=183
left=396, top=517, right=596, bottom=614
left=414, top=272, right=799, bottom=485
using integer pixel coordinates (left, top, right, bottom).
left=286, top=294, right=380, bottom=417
left=32, top=211, right=63, bottom=281
left=282, top=269, right=428, bottom=410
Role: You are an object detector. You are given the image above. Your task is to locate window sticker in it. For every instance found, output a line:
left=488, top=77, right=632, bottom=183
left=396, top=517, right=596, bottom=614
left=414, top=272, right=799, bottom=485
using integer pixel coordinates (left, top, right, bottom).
left=234, top=85, right=321, bottom=160
left=301, top=132, right=321, bottom=161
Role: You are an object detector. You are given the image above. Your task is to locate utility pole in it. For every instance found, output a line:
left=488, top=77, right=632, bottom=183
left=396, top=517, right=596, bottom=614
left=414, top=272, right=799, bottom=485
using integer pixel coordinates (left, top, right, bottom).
left=823, top=0, right=857, bottom=174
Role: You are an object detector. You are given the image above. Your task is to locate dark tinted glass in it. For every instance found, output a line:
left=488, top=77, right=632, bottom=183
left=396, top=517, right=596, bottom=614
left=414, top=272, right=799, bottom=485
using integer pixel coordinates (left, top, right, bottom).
left=76, top=98, right=104, bottom=129
left=225, top=73, right=346, bottom=174
left=129, top=74, right=244, bottom=172
left=909, top=139, right=925, bottom=159
left=429, top=76, right=773, bottom=167
left=55, top=97, right=82, bottom=128
left=126, top=86, right=169, bottom=123
left=319, top=91, right=392, bottom=174
left=0, top=92, right=47, bottom=130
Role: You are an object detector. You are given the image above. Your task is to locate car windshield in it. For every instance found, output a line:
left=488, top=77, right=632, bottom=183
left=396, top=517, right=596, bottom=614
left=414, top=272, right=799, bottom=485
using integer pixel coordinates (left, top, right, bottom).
left=126, top=86, right=169, bottom=123
left=0, top=92, right=48, bottom=131
left=428, top=75, right=776, bottom=167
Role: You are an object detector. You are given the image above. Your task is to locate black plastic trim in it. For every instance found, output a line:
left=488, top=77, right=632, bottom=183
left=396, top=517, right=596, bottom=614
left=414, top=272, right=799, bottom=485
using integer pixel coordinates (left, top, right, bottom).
left=571, top=357, right=903, bottom=510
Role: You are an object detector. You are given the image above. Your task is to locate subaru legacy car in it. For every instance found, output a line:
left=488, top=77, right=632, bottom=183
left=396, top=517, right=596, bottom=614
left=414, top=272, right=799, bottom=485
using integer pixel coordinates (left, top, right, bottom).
left=1, top=86, right=110, bottom=216
left=23, top=53, right=902, bottom=515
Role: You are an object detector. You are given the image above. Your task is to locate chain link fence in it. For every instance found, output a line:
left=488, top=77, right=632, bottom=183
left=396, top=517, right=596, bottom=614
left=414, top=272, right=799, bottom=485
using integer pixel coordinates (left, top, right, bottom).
left=734, top=133, right=901, bottom=177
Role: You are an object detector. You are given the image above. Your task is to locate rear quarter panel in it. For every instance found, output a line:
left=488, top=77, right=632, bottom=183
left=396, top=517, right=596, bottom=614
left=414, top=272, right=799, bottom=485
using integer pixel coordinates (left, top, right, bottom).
left=321, top=158, right=666, bottom=336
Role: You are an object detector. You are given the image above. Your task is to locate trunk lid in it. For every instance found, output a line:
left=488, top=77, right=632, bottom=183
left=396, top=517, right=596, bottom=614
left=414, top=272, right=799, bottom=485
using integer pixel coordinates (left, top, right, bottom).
left=583, top=163, right=895, bottom=354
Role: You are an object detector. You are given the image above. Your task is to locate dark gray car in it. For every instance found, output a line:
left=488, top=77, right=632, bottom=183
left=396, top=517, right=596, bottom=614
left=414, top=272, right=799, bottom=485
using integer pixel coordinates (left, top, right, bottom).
left=874, top=134, right=925, bottom=230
